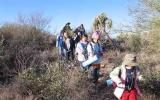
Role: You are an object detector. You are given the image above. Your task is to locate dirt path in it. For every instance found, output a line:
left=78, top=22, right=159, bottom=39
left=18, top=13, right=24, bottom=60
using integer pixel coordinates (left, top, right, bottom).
left=79, top=52, right=118, bottom=100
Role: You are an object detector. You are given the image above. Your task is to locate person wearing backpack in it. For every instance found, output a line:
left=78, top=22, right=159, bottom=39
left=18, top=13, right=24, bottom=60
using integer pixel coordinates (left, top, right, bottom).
left=75, top=34, right=88, bottom=71
left=63, top=32, right=76, bottom=62
left=87, top=30, right=103, bottom=84
left=109, top=54, right=142, bottom=100
left=56, top=30, right=65, bottom=57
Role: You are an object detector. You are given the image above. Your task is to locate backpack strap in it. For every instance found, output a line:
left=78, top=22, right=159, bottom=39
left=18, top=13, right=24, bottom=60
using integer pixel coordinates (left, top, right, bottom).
left=77, top=42, right=88, bottom=59
left=89, top=43, right=94, bottom=51
left=89, top=43, right=95, bottom=55
left=80, top=42, right=87, bottom=53
left=89, top=42, right=101, bottom=55
left=118, top=68, right=122, bottom=78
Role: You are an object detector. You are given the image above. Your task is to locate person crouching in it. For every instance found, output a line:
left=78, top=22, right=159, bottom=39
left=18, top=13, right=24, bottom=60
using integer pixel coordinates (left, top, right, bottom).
left=110, top=54, right=142, bottom=100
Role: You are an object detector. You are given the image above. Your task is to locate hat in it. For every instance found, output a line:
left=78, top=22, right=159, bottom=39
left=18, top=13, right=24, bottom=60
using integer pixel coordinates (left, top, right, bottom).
left=122, top=54, right=138, bottom=67
left=92, top=30, right=101, bottom=39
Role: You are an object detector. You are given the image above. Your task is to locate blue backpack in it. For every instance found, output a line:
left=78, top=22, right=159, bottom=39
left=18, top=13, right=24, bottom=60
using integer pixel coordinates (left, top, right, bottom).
left=57, top=36, right=64, bottom=47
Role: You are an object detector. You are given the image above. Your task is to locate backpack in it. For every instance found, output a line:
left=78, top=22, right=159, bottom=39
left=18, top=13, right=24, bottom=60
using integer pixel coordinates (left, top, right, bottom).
left=89, top=42, right=102, bottom=58
left=79, top=42, right=101, bottom=59
left=78, top=42, right=88, bottom=59
left=75, top=35, right=81, bottom=44
left=57, top=36, right=64, bottom=47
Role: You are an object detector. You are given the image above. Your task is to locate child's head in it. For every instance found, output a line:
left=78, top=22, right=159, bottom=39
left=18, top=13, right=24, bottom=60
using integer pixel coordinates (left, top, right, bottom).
left=122, top=53, right=138, bottom=68
left=92, top=30, right=101, bottom=42
left=80, top=34, right=88, bottom=42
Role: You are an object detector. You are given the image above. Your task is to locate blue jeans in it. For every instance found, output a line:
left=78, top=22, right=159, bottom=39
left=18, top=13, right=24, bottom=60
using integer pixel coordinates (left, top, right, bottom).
left=58, top=47, right=63, bottom=56
left=58, top=47, right=68, bottom=61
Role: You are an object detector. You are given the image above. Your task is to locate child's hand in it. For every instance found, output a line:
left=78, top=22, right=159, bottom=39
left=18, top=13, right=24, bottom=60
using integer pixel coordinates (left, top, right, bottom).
left=117, top=83, right=125, bottom=88
left=139, top=75, right=145, bottom=81
left=138, top=92, right=143, bottom=97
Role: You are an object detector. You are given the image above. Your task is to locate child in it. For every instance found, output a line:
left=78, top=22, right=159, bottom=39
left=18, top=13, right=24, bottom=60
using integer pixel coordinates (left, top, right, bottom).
left=75, top=34, right=88, bottom=71
left=87, top=30, right=103, bottom=83
left=63, top=32, right=75, bottom=61
left=110, top=54, right=142, bottom=100
left=56, top=31, right=65, bottom=58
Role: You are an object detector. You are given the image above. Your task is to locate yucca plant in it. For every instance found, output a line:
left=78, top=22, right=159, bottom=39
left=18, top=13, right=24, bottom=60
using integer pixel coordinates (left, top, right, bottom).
left=93, top=13, right=114, bottom=48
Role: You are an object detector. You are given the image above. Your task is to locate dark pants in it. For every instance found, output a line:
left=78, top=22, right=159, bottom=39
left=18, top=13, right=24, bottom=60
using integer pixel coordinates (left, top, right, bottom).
left=70, top=48, right=75, bottom=60
left=89, top=64, right=100, bottom=83
left=92, top=68, right=100, bottom=83
left=66, top=49, right=75, bottom=61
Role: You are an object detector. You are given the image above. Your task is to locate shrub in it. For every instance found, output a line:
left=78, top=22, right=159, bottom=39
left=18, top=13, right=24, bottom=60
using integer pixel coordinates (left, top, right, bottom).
left=0, top=23, right=56, bottom=84
left=141, top=31, right=160, bottom=54
left=117, top=33, right=142, bottom=52
left=19, top=62, right=67, bottom=100
left=137, top=52, right=160, bottom=97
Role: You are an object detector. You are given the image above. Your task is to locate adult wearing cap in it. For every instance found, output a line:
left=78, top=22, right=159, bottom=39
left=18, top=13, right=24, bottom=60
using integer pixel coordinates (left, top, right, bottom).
left=87, top=30, right=103, bottom=84
left=110, top=54, right=142, bottom=100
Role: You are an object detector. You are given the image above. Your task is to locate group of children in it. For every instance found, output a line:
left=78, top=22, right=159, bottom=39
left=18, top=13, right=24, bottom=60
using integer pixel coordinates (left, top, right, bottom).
left=57, top=29, right=143, bottom=100
left=75, top=30, right=103, bottom=83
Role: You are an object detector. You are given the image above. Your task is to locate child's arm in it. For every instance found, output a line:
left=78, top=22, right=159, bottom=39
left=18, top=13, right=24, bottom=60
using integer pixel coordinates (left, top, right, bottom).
left=136, top=66, right=144, bottom=81
left=75, top=43, right=83, bottom=54
left=110, top=67, right=125, bottom=88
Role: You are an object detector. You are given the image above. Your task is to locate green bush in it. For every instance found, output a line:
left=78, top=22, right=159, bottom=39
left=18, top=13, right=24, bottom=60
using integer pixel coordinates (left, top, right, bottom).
left=140, top=72, right=160, bottom=97
left=19, top=62, right=67, bottom=100
left=117, top=33, right=142, bottom=52
left=137, top=52, right=160, bottom=97
left=141, top=31, right=160, bottom=54
left=0, top=23, right=56, bottom=84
